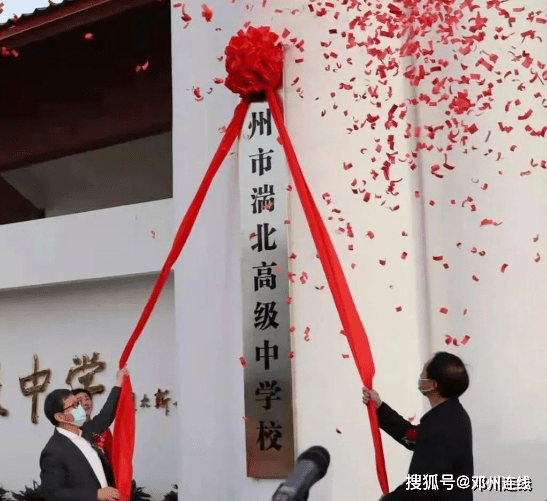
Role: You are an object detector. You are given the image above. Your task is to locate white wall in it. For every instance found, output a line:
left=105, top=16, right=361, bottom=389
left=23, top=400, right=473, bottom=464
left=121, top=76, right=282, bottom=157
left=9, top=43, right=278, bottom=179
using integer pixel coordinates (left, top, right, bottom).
left=172, top=1, right=426, bottom=500
left=1, top=133, right=172, bottom=218
left=0, top=199, right=172, bottom=290
left=416, top=5, right=547, bottom=498
left=0, top=274, right=178, bottom=498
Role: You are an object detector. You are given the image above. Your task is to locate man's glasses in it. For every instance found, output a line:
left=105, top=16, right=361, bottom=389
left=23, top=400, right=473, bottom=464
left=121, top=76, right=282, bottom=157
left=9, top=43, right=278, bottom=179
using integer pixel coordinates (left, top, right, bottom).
left=63, top=402, right=80, bottom=412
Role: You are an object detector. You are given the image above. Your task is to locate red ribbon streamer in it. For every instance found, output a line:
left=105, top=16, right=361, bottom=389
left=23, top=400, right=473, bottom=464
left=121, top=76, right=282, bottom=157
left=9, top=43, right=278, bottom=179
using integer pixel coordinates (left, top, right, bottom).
left=267, top=90, right=388, bottom=493
left=112, top=92, right=389, bottom=496
left=111, top=100, right=249, bottom=501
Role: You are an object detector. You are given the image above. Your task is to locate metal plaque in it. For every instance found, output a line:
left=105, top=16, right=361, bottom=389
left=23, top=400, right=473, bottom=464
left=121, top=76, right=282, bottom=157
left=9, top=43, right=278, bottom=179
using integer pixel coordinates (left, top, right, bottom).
left=238, top=100, right=295, bottom=478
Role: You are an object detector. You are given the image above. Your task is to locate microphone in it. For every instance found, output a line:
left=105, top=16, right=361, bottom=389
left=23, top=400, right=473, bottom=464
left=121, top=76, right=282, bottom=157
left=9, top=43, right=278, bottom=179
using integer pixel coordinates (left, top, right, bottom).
left=271, top=446, right=330, bottom=501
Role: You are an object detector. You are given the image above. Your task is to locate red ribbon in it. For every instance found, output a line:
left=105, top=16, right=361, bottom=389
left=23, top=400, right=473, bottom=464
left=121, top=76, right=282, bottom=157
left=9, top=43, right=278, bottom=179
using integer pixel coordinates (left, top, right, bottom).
left=267, top=89, right=388, bottom=494
left=112, top=27, right=388, bottom=498
left=95, top=428, right=114, bottom=466
left=111, top=101, right=250, bottom=501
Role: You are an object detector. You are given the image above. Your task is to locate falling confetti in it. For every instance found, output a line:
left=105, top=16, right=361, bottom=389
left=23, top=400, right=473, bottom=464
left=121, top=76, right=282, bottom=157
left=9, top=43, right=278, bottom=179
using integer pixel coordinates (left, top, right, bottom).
left=201, top=4, right=213, bottom=22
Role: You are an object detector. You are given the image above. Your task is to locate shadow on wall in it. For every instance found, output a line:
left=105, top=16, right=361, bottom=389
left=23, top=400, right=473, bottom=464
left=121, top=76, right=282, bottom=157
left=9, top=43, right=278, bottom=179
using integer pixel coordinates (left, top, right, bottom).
left=473, top=443, right=546, bottom=499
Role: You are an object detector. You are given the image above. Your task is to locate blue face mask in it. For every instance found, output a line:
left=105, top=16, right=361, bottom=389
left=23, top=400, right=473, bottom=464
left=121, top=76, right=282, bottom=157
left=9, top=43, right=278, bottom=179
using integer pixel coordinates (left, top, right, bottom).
left=70, top=404, right=87, bottom=427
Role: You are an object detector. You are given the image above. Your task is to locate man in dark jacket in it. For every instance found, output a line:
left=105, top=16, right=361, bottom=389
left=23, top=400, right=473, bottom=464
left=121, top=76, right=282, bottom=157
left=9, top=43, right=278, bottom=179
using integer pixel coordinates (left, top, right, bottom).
left=363, top=352, right=473, bottom=500
left=40, top=389, right=119, bottom=501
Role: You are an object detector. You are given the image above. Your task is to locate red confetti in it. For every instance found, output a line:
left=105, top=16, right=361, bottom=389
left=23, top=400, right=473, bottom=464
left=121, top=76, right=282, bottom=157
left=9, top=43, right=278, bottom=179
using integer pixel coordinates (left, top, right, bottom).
left=367, top=231, right=375, bottom=239
left=84, top=33, right=93, bottom=40
left=461, top=335, right=471, bottom=345
left=288, top=352, right=295, bottom=359
left=151, top=231, right=156, bottom=239
left=336, top=428, right=342, bottom=434
left=342, top=354, right=350, bottom=359
left=472, top=275, right=479, bottom=282
left=501, top=264, right=508, bottom=273
left=480, top=219, right=502, bottom=227
left=439, top=307, right=448, bottom=314
left=239, top=357, right=247, bottom=368
left=533, top=235, right=539, bottom=242
left=432, top=256, right=443, bottom=261
left=286, top=297, right=292, bottom=305
left=304, top=327, right=310, bottom=342
left=401, top=252, right=408, bottom=260
left=535, top=253, right=541, bottom=263
left=201, top=4, right=213, bottom=21
left=242, top=416, right=250, bottom=421
left=396, top=306, right=402, bottom=312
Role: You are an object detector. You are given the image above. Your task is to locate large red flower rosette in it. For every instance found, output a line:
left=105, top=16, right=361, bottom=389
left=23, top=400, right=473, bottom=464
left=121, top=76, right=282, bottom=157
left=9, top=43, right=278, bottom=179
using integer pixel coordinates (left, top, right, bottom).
left=224, top=26, right=284, bottom=99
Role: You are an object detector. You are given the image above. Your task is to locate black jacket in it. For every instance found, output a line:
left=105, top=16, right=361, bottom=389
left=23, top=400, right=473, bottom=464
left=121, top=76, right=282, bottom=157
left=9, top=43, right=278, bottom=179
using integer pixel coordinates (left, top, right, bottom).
left=39, top=387, right=121, bottom=501
left=81, top=387, right=121, bottom=443
left=40, top=429, right=115, bottom=501
left=378, top=398, right=473, bottom=500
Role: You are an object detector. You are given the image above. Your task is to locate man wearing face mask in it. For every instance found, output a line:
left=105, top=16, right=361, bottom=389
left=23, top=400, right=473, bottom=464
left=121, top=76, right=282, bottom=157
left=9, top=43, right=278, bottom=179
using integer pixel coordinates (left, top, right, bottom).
left=40, top=389, right=119, bottom=501
left=362, top=352, right=473, bottom=500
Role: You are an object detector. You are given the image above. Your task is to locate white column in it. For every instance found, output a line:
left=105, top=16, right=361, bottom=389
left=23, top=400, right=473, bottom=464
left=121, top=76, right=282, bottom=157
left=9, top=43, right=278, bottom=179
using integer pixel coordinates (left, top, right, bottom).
left=171, top=2, right=280, bottom=500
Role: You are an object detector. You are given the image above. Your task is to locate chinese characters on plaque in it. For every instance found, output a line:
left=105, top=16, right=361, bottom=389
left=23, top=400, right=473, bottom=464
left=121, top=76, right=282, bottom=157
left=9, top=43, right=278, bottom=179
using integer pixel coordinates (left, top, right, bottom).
left=0, top=352, right=177, bottom=423
left=239, top=102, right=295, bottom=478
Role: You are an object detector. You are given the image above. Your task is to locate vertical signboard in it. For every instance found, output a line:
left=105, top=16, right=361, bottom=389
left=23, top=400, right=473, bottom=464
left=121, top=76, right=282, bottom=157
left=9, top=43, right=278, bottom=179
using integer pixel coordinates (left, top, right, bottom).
left=238, top=101, right=295, bottom=478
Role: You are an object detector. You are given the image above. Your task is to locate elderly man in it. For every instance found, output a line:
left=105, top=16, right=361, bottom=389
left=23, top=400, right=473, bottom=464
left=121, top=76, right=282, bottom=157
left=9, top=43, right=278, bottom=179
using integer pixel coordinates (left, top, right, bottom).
left=363, top=352, right=473, bottom=500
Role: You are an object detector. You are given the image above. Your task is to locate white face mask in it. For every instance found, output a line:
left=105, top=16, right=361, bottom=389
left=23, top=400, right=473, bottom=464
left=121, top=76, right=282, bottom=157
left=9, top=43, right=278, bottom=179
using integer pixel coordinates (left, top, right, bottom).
left=418, top=378, right=434, bottom=394
left=70, top=404, right=87, bottom=427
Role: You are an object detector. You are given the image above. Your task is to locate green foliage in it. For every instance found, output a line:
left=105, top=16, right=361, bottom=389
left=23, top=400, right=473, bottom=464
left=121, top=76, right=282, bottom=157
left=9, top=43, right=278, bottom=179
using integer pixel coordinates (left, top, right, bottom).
left=130, top=485, right=151, bottom=501
left=5, top=481, right=176, bottom=501
left=11, top=481, right=43, bottom=501
left=162, top=485, right=178, bottom=501
left=0, top=485, right=10, bottom=501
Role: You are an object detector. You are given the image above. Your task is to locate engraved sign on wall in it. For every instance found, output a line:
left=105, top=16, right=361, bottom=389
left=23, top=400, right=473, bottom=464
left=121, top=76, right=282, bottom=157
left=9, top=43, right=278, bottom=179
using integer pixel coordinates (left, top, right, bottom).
left=238, top=101, right=295, bottom=478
